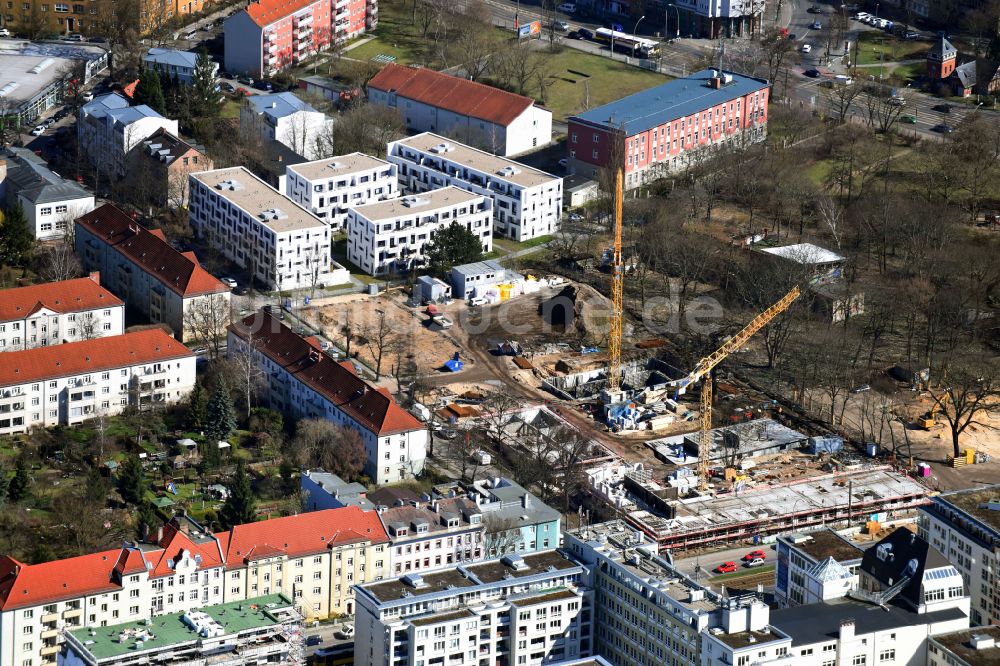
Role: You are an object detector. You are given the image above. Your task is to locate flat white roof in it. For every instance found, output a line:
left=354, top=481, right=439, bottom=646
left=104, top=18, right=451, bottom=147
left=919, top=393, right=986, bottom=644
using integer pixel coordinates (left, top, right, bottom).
left=191, top=167, right=325, bottom=233
left=393, top=132, right=560, bottom=189
left=351, top=186, right=484, bottom=222
left=760, top=243, right=845, bottom=265
left=0, top=54, right=75, bottom=108
left=287, top=152, right=391, bottom=182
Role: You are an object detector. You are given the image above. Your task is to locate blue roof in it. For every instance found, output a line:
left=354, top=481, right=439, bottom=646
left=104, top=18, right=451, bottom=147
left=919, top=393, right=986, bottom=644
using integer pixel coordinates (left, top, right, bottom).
left=81, top=92, right=130, bottom=119
left=570, top=69, right=769, bottom=136
left=144, top=47, right=199, bottom=70
left=107, top=104, right=166, bottom=126
left=246, top=92, right=317, bottom=119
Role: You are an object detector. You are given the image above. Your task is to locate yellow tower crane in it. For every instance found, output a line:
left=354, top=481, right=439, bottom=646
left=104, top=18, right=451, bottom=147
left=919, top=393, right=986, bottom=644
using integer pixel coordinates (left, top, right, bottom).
left=670, top=286, right=801, bottom=489
left=607, top=169, right=625, bottom=393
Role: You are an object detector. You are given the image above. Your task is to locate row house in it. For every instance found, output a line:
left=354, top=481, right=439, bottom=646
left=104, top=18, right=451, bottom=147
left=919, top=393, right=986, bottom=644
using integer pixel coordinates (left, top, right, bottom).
left=0, top=273, right=123, bottom=351
left=0, top=508, right=387, bottom=666
left=223, top=0, right=375, bottom=78
left=346, top=186, right=492, bottom=276
left=228, top=311, right=427, bottom=484
left=77, top=93, right=178, bottom=177
left=285, top=152, right=399, bottom=231
left=353, top=551, right=592, bottom=666
left=0, top=148, right=94, bottom=240
left=188, top=167, right=335, bottom=291
left=387, top=132, right=562, bottom=242
left=0, top=329, right=194, bottom=436
left=75, top=204, right=231, bottom=343
left=368, top=63, right=552, bottom=157
left=566, top=68, right=769, bottom=189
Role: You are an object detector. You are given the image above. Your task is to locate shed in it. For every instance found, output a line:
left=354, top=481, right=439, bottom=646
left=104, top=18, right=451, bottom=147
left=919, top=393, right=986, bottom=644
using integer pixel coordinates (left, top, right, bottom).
left=416, top=275, right=452, bottom=303
left=151, top=496, right=176, bottom=508
left=451, top=259, right=516, bottom=299
left=563, top=174, right=600, bottom=207
left=810, top=283, right=864, bottom=323
left=759, top=243, right=845, bottom=284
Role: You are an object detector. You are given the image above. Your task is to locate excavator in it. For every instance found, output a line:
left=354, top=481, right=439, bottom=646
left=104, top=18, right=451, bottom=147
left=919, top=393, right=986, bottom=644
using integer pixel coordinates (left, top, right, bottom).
left=917, top=393, right=948, bottom=430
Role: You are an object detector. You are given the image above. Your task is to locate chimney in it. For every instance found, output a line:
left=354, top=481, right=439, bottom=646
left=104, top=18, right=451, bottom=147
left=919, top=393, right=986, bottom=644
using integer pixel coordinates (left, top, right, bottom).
left=156, top=526, right=164, bottom=543
left=839, top=620, right=855, bottom=641
left=277, top=154, right=283, bottom=163
left=522, top=494, right=531, bottom=509
left=89, top=271, right=101, bottom=284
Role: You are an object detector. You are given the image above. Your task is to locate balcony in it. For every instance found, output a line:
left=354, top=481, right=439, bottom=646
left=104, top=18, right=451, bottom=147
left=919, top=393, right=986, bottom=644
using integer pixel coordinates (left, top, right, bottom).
left=41, top=612, right=59, bottom=624
left=40, top=645, right=60, bottom=657
left=63, top=608, right=82, bottom=619
left=40, top=629, right=59, bottom=640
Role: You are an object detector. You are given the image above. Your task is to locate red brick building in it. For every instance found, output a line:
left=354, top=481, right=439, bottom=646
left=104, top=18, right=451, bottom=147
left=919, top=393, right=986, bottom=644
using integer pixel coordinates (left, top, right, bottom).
left=566, top=68, right=770, bottom=188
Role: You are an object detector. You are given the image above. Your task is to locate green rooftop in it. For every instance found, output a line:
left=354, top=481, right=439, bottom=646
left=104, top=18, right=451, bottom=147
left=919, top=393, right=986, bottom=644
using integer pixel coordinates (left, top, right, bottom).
left=66, top=594, right=293, bottom=661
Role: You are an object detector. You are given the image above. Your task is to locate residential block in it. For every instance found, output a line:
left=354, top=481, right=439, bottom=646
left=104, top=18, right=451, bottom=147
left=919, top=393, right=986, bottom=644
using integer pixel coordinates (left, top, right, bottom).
left=78, top=93, right=178, bottom=177
left=0, top=329, right=195, bottom=436
left=129, top=129, right=214, bottom=209
left=0, top=147, right=95, bottom=240
left=285, top=152, right=399, bottom=230
left=388, top=133, right=561, bottom=241
left=346, top=186, right=492, bottom=276
left=75, top=204, right=231, bottom=343
left=188, top=166, right=335, bottom=291
left=240, top=92, right=331, bottom=161
left=0, top=273, right=124, bottom=351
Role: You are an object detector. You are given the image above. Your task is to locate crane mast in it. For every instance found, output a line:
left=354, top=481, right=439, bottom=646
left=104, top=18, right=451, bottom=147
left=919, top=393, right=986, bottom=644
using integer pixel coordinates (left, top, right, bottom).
left=607, top=169, right=625, bottom=393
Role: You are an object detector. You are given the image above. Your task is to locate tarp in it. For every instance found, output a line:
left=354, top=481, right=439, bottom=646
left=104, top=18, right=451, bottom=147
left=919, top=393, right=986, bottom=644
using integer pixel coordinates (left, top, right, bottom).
left=807, top=436, right=844, bottom=454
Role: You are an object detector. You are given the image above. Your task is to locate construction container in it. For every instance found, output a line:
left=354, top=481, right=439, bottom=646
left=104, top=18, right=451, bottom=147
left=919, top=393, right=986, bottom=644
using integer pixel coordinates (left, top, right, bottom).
left=865, top=442, right=879, bottom=457
left=645, top=414, right=675, bottom=430
left=964, top=448, right=976, bottom=464
left=497, top=283, right=515, bottom=301
left=807, top=435, right=844, bottom=455
left=865, top=520, right=881, bottom=534
left=916, top=462, right=932, bottom=477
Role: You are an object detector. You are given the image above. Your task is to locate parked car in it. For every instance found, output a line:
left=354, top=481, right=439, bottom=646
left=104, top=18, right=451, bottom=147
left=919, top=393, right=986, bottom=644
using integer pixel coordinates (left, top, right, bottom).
left=904, top=31, right=920, bottom=39
left=0, top=28, right=11, bottom=37
left=715, top=561, right=738, bottom=574
left=833, top=74, right=853, bottom=85
left=252, top=79, right=273, bottom=91
left=30, top=125, right=45, bottom=136
left=233, top=285, right=249, bottom=295
left=804, top=68, right=822, bottom=77
left=931, top=124, right=955, bottom=133
left=558, top=158, right=568, bottom=168
left=237, top=75, right=254, bottom=85
left=743, top=550, right=767, bottom=561
left=746, top=557, right=766, bottom=567
left=851, top=384, right=871, bottom=393
left=801, top=44, right=812, bottom=53
left=337, top=624, right=355, bottom=639
left=811, top=20, right=821, bottom=29
left=81, top=91, right=94, bottom=101
left=220, top=82, right=236, bottom=93
left=553, top=20, right=570, bottom=31
left=557, top=2, right=576, bottom=12
left=568, top=212, right=584, bottom=222
left=220, top=277, right=238, bottom=289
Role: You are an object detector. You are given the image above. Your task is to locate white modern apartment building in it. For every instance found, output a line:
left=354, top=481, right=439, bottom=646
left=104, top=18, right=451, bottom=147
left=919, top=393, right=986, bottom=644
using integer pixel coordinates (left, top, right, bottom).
left=228, top=311, right=427, bottom=484
left=240, top=92, right=331, bottom=160
left=75, top=204, right=232, bottom=343
left=774, top=528, right=863, bottom=608
left=0, top=509, right=388, bottom=666
left=0, top=274, right=124, bottom=351
left=347, top=186, right=492, bottom=276
left=919, top=486, right=1000, bottom=626
left=353, top=550, right=592, bottom=666
left=285, top=153, right=398, bottom=230
left=78, top=93, right=178, bottom=176
left=0, top=329, right=195, bottom=436
left=188, top=167, right=334, bottom=291
left=0, top=148, right=94, bottom=240
left=703, top=528, right=971, bottom=666
left=388, top=133, right=562, bottom=241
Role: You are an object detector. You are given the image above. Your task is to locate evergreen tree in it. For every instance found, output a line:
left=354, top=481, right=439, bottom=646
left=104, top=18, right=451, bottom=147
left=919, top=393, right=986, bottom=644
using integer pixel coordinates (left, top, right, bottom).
left=190, top=49, right=222, bottom=119
left=187, top=380, right=208, bottom=430
left=205, top=377, right=237, bottom=444
left=84, top=465, right=110, bottom=504
left=424, top=222, right=485, bottom=274
left=220, top=458, right=257, bottom=529
left=136, top=502, right=159, bottom=541
left=7, top=458, right=31, bottom=503
left=0, top=463, right=11, bottom=505
left=134, top=68, right=166, bottom=115
left=199, top=438, right=221, bottom=471
left=278, top=457, right=298, bottom=497
left=117, top=454, right=146, bottom=506
left=0, top=202, right=34, bottom=266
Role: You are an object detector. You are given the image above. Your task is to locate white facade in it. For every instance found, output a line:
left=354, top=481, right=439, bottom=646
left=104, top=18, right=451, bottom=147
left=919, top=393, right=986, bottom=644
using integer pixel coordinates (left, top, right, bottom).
left=0, top=148, right=95, bottom=240
left=774, top=529, right=862, bottom=608
left=919, top=489, right=1000, bottom=626
left=189, top=167, right=334, bottom=291
left=78, top=94, right=178, bottom=176
left=353, top=551, right=591, bottom=666
left=240, top=93, right=331, bottom=160
left=0, top=330, right=195, bottom=436
left=285, top=153, right=399, bottom=230
left=347, top=187, right=492, bottom=276
left=228, top=312, right=428, bottom=484
left=388, top=133, right=562, bottom=241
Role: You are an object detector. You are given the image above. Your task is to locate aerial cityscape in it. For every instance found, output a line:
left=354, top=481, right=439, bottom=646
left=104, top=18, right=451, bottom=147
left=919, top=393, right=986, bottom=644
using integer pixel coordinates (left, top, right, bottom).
left=0, top=0, right=999, bottom=663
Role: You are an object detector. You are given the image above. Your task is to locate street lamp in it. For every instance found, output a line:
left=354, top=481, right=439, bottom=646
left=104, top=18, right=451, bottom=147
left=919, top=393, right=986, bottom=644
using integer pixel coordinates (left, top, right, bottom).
left=632, top=15, right=646, bottom=58
left=666, top=3, right=680, bottom=40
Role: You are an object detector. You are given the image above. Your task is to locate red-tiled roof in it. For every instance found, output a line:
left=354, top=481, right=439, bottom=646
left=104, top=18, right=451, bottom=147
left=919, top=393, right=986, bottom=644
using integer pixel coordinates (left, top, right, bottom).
left=0, top=274, right=123, bottom=322
left=217, top=507, right=388, bottom=567
left=147, top=522, right=225, bottom=578
left=0, top=329, right=193, bottom=387
left=244, top=0, right=321, bottom=28
left=75, top=204, right=230, bottom=298
left=113, top=547, right=150, bottom=576
left=0, top=550, right=123, bottom=610
left=229, top=312, right=424, bottom=436
left=368, top=64, right=536, bottom=127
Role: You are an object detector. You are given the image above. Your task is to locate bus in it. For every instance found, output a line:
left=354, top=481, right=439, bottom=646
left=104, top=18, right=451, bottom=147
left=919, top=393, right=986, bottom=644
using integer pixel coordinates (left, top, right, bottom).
left=594, top=27, right=660, bottom=58
left=311, top=643, right=353, bottom=666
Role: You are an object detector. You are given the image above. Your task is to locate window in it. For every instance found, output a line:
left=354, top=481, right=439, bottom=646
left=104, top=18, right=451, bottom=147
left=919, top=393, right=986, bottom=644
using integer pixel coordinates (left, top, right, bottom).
left=853, top=657, right=866, bottom=666
left=879, top=650, right=895, bottom=662
left=736, top=656, right=750, bottom=666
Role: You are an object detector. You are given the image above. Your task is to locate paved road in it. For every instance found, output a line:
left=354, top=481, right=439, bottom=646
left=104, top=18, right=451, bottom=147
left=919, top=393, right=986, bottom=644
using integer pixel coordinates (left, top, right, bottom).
left=671, top=542, right=778, bottom=582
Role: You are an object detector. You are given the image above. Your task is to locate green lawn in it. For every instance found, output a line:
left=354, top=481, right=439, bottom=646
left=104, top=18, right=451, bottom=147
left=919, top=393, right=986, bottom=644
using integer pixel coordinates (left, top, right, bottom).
left=331, top=238, right=381, bottom=283
left=855, top=32, right=927, bottom=66
left=219, top=98, right=242, bottom=119
left=804, top=159, right=834, bottom=187
left=536, top=48, right=669, bottom=120
left=493, top=234, right=555, bottom=253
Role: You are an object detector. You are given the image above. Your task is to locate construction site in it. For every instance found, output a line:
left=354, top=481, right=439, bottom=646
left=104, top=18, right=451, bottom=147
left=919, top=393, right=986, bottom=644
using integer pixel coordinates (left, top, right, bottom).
left=293, top=169, right=999, bottom=555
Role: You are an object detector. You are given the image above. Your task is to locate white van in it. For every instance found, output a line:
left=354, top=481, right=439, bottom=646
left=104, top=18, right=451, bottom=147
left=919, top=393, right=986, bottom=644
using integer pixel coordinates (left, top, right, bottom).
left=557, top=2, right=576, bottom=12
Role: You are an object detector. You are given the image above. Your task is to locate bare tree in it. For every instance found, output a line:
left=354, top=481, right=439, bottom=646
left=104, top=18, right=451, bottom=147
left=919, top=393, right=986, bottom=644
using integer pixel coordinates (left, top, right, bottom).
left=291, top=418, right=368, bottom=480
left=79, top=312, right=104, bottom=341
left=483, top=513, right=523, bottom=557
left=184, top=294, right=231, bottom=359
left=452, top=0, right=501, bottom=81
left=228, top=330, right=265, bottom=419
left=477, top=389, right=523, bottom=449
left=824, top=79, right=865, bottom=124
left=928, top=357, right=1000, bottom=459
left=38, top=239, right=83, bottom=283
left=361, top=308, right=395, bottom=380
